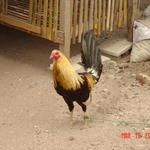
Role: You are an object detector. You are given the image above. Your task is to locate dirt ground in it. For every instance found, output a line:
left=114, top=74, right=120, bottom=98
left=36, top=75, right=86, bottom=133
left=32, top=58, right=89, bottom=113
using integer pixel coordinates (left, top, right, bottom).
left=0, top=25, right=150, bottom=150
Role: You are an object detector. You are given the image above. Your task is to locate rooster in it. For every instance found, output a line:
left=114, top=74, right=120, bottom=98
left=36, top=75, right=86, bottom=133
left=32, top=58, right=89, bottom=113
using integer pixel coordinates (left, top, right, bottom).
left=50, top=30, right=103, bottom=120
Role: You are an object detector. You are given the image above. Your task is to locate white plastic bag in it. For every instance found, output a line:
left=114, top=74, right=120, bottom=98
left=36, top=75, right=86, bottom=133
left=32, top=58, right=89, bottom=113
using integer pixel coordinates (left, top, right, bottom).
left=130, top=40, right=150, bottom=62
left=133, top=21, right=150, bottom=43
left=130, top=20, right=150, bottom=62
left=143, top=5, right=150, bottom=17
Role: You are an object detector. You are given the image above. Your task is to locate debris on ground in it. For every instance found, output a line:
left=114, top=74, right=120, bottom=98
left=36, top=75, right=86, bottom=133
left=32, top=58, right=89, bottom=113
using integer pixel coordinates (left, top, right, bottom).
left=136, top=73, right=150, bottom=86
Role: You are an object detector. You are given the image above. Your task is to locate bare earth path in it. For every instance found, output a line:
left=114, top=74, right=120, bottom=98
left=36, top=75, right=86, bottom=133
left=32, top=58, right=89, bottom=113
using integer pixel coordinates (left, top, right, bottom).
left=0, top=25, right=150, bottom=150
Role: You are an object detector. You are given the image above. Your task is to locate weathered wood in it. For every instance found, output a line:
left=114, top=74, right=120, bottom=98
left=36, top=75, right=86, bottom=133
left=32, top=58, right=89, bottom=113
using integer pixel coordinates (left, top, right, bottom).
left=37, top=0, right=42, bottom=26
left=110, top=0, right=115, bottom=31
left=89, top=0, right=94, bottom=30
left=42, top=0, right=48, bottom=37
left=123, top=0, right=127, bottom=25
left=102, top=0, right=106, bottom=31
left=97, top=0, right=102, bottom=34
left=53, top=0, right=59, bottom=41
left=72, top=0, right=78, bottom=44
left=114, top=0, right=119, bottom=29
left=59, top=0, right=71, bottom=58
left=1, top=0, right=5, bottom=14
left=94, top=0, right=98, bottom=32
left=5, top=0, right=8, bottom=14
left=29, top=0, right=33, bottom=23
left=78, top=0, right=84, bottom=42
left=84, top=0, right=89, bottom=32
left=0, top=15, right=41, bottom=34
left=118, top=0, right=123, bottom=27
left=0, top=0, right=141, bottom=49
left=32, top=0, right=38, bottom=25
left=47, top=0, right=53, bottom=40
left=106, top=0, right=111, bottom=30
left=127, top=0, right=137, bottom=41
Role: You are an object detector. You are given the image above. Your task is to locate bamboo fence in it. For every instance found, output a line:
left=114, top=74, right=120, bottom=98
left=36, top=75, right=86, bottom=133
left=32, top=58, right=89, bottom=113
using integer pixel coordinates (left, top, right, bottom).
left=0, top=0, right=140, bottom=45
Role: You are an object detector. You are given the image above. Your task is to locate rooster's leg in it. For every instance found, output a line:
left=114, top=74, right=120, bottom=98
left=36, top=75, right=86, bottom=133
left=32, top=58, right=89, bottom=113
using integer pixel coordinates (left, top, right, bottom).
left=77, top=102, right=89, bottom=120
left=70, top=110, right=73, bottom=121
left=65, top=100, right=74, bottom=121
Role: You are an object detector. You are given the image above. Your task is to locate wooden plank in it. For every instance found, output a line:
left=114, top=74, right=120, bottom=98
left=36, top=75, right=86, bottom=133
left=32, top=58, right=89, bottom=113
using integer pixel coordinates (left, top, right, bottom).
left=1, top=0, right=4, bottom=14
left=5, top=0, right=8, bottom=14
left=53, top=0, right=59, bottom=41
left=127, top=0, right=136, bottom=41
left=59, top=0, right=71, bottom=58
left=110, top=0, right=115, bottom=31
left=84, top=0, right=89, bottom=32
left=42, top=0, right=48, bottom=37
left=102, top=0, right=106, bottom=31
left=70, top=0, right=74, bottom=39
left=37, top=0, right=42, bottom=26
left=94, top=0, right=98, bottom=32
left=29, top=0, right=33, bottom=23
left=118, top=0, right=123, bottom=27
left=114, top=0, right=119, bottom=29
left=32, top=0, right=38, bottom=25
left=99, top=34, right=132, bottom=57
left=0, top=0, right=4, bottom=14
left=106, top=0, right=111, bottom=31
left=0, top=15, right=41, bottom=34
left=89, top=0, right=94, bottom=30
left=78, top=0, right=84, bottom=42
left=47, top=0, right=53, bottom=40
left=123, top=0, right=127, bottom=25
left=98, top=0, right=102, bottom=34
left=72, top=0, right=78, bottom=44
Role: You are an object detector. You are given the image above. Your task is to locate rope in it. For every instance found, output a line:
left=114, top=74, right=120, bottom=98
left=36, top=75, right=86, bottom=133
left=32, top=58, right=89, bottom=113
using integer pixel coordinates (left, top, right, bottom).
left=90, top=116, right=150, bottom=126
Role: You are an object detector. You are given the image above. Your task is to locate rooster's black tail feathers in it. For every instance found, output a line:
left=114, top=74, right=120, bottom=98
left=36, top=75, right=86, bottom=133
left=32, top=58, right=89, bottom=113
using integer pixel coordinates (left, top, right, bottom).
left=81, top=30, right=103, bottom=83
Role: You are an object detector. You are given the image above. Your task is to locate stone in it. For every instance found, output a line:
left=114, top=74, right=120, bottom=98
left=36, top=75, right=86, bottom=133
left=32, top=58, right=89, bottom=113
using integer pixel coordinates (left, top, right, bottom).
left=136, top=73, right=150, bottom=86
left=99, top=35, right=132, bottom=57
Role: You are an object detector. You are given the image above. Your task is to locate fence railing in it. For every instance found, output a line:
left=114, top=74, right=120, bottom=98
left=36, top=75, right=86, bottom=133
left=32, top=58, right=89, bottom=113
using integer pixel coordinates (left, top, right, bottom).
left=0, top=0, right=140, bottom=56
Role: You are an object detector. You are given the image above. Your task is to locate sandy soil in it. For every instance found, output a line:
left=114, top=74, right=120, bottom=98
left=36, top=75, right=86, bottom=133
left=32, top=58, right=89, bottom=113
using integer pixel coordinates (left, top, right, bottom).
left=0, top=25, right=150, bottom=150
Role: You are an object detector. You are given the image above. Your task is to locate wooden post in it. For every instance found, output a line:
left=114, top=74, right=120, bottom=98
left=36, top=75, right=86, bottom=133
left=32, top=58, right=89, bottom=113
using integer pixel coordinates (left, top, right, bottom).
left=59, top=0, right=71, bottom=58
left=127, top=0, right=137, bottom=42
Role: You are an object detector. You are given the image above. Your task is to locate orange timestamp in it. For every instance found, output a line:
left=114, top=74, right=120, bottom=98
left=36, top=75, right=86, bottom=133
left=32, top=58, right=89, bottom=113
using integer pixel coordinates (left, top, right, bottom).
left=121, top=132, right=150, bottom=139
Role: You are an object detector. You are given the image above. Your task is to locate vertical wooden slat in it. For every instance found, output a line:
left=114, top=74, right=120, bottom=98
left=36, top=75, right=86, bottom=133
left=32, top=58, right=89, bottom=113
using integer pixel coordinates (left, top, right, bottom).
left=84, top=0, right=89, bottom=32
left=33, top=0, right=38, bottom=25
left=72, top=0, right=78, bottom=44
left=29, top=0, right=33, bottom=23
left=137, top=0, right=140, bottom=18
left=70, top=0, right=74, bottom=39
left=97, top=0, right=102, bottom=34
left=5, top=0, right=8, bottom=15
left=89, top=0, right=94, bottom=30
left=37, top=0, right=42, bottom=26
left=53, top=0, right=59, bottom=41
left=59, top=0, right=71, bottom=58
left=106, top=0, right=111, bottom=31
left=94, top=0, right=98, bottom=33
left=110, top=0, right=115, bottom=31
left=113, top=0, right=119, bottom=29
left=42, top=0, right=48, bottom=37
left=1, top=0, right=5, bottom=14
left=123, top=0, right=127, bottom=25
left=48, top=0, right=53, bottom=40
left=78, top=0, right=84, bottom=42
left=118, top=0, right=123, bottom=27
left=102, top=0, right=106, bottom=31
left=127, top=0, right=136, bottom=41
